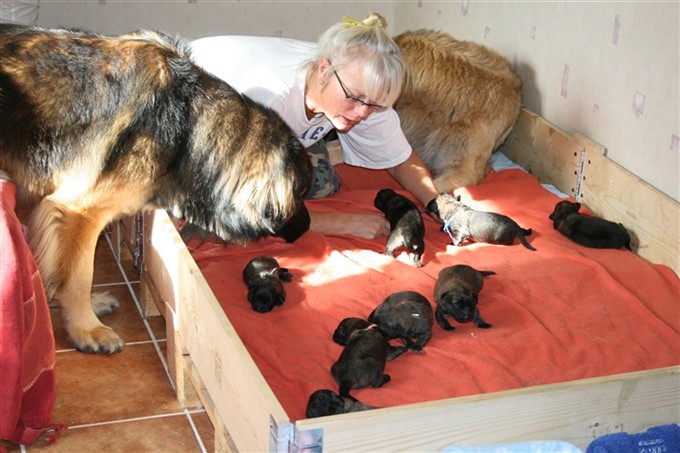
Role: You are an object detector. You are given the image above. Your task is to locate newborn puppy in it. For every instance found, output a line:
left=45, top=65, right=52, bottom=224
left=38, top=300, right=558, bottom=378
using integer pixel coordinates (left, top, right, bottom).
left=434, top=264, right=496, bottom=332
left=549, top=200, right=631, bottom=250
left=305, top=389, right=376, bottom=418
left=331, top=317, right=408, bottom=400
left=374, top=188, right=425, bottom=267
left=242, top=256, right=292, bottom=313
left=368, top=291, right=434, bottom=352
left=427, top=193, right=536, bottom=251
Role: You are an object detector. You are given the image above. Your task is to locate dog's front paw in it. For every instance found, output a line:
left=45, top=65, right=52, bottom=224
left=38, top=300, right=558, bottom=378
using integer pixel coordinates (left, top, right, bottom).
left=91, top=291, right=120, bottom=317
left=69, top=324, right=125, bottom=354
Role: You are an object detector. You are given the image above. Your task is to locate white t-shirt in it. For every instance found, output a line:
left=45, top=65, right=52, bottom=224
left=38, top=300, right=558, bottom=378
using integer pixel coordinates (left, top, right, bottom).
left=190, top=35, right=411, bottom=169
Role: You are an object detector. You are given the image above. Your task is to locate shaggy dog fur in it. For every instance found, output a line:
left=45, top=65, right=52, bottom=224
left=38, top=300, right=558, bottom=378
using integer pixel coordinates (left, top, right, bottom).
left=0, top=24, right=311, bottom=353
left=394, top=30, right=522, bottom=193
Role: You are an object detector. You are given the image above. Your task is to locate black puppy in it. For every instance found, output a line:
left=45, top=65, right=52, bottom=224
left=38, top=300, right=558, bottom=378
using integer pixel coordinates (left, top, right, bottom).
left=305, top=389, right=376, bottom=418
left=331, top=317, right=408, bottom=400
left=374, top=188, right=425, bottom=267
left=427, top=193, right=536, bottom=251
left=368, top=291, right=434, bottom=352
left=549, top=200, right=631, bottom=250
left=434, top=264, right=495, bottom=332
left=242, top=256, right=292, bottom=313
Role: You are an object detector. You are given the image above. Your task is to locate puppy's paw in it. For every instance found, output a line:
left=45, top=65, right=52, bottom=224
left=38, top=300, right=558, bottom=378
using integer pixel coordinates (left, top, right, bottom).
left=69, top=324, right=125, bottom=354
left=91, top=291, right=120, bottom=317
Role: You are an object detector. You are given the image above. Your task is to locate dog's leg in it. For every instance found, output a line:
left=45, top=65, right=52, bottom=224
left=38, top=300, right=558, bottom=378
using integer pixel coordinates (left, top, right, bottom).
left=473, top=310, right=492, bottom=329
left=386, top=345, right=408, bottom=361
left=28, top=198, right=124, bottom=353
left=433, top=132, right=495, bottom=193
left=435, top=307, right=456, bottom=331
left=412, top=330, right=432, bottom=351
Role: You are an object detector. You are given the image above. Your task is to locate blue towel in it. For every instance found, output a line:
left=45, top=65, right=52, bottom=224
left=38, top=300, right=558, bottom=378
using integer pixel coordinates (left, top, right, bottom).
left=587, top=424, right=680, bottom=453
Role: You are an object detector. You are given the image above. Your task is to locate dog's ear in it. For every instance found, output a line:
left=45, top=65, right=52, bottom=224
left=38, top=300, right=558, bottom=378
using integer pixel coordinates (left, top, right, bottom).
left=454, top=194, right=461, bottom=202
left=425, top=198, right=439, bottom=216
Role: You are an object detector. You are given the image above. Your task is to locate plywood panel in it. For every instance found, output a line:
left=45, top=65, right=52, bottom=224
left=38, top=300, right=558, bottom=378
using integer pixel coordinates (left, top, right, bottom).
left=581, top=152, right=680, bottom=274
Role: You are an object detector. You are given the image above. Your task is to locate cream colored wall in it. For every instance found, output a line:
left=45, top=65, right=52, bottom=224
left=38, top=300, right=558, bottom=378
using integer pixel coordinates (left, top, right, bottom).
left=392, top=2, right=679, bottom=202
left=34, top=1, right=394, bottom=42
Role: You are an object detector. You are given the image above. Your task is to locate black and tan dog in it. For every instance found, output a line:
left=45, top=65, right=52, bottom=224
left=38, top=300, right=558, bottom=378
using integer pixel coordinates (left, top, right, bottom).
left=434, top=264, right=495, bottom=332
left=427, top=193, right=536, bottom=251
left=331, top=317, right=407, bottom=400
left=242, top=256, right=292, bottom=313
left=0, top=25, right=312, bottom=353
left=368, top=290, right=433, bottom=352
left=374, top=188, right=425, bottom=267
left=549, top=200, right=631, bottom=250
left=305, top=389, right=376, bottom=418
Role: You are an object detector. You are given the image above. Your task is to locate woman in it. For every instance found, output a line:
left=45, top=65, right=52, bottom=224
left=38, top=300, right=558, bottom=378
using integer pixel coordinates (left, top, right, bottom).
left=191, top=13, right=438, bottom=239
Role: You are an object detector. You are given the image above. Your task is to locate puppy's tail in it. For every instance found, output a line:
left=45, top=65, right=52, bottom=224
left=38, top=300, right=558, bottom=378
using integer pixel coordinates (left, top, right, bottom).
left=480, top=270, right=496, bottom=277
left=518, top=228, right=537, bottom=251
left=339, top=380, right=358, bottom=402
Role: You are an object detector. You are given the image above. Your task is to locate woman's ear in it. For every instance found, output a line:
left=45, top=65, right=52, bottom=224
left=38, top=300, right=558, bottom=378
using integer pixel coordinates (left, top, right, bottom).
left=318, top=57, right=332, bottom=79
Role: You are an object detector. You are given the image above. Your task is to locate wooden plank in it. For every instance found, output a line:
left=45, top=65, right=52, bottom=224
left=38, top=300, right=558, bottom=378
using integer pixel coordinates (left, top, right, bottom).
left=580, top=152, right=680, bottom=275
left=146, top=208, right=290, bottom=453
left=296, top=366, right=680, bottom=452
left=502, top=109, right=604, bottom=197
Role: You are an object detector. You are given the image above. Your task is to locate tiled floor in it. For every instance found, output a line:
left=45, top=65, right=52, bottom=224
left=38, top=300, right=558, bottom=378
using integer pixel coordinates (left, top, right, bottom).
left=3, top=230, right=215, bottom=452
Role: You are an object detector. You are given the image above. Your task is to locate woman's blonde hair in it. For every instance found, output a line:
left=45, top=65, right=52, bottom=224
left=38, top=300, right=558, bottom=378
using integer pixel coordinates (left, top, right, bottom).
left=307, top=13, right=404, bottom=107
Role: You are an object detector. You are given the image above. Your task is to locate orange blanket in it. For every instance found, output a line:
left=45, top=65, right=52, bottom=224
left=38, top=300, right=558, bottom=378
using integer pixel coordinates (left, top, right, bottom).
left=186, top=164, right=680, bottom=421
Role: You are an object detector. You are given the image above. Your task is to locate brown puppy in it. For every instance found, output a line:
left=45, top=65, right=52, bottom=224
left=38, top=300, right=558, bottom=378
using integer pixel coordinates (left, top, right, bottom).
left=427, top=193, right=536, bottom=251
left=434, top=264, right=495, bottom=332
left=368, top=290, right=433, bottom=352
left=331, top=317, right=407, bottom=400
left=242, top=256, right=292, bottom=313
left=374, top=188, right=425, bottom=267
left=305, top=389, right=376, bottom=418
left=0, top=25, right=311, bottom=353
left=394, top=30, right=522, bottom=193
left=549, top=201, right=631, bottom=250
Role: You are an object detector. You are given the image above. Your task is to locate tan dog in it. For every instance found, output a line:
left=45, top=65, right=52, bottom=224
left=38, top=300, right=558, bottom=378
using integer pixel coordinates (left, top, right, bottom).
left=394, top=30, right=522, bottom=193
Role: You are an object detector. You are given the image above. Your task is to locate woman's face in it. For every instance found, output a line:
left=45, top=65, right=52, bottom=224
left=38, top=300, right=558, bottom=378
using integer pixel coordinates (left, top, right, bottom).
left=316, top=59, right=387, bottom=132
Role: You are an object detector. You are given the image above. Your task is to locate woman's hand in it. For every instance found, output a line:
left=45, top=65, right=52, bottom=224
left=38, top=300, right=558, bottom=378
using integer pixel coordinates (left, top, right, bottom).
left=309, top=211, right=390, bottom=239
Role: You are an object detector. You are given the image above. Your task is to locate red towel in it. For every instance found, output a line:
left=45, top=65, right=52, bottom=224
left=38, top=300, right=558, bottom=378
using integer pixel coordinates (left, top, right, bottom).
left=186, top=166, right=680, bottom=421
left=0, top=180, right=65, bottom=448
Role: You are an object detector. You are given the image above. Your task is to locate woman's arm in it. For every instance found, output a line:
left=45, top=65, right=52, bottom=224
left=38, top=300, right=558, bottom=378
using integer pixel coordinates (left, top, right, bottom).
left=387, top=150, right=439, bottom=207
left=309, top=211, right=390, bottom=239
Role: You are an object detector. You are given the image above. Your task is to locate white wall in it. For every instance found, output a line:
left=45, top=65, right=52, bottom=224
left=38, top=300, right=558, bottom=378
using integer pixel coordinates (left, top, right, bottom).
left=393, top=2, right=679, bottom=202
left=34, top=1, right=395, bottom=42
left=30, top=1, right=679, bottom=201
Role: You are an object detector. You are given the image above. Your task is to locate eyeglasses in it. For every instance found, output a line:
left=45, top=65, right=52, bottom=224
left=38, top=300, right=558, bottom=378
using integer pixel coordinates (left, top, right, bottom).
left=333, top=70, right=388, bottom=113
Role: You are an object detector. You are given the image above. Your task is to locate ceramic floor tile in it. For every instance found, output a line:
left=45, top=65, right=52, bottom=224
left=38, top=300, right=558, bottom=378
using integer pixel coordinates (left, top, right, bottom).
left=53, top=342, right=180, bottom=426
left=51, top=282, right=151, bottom=351
left=26, top=413, right=204, bottom=452
left=190, top=411, right=215, bottom=452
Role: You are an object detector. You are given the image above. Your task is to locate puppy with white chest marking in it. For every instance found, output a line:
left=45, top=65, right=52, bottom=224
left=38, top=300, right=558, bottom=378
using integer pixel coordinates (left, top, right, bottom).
left=549, top=200, right=631, bottom=250
left=374, top=188, right=425, bottom=267
left=331, top=317, right=408, bottom=401
left=434, top=264, right=495, bottom=332
left=305, top=389, right=376, bottom=418
left=242, top=256, right=292, bottom=313
left=368, top=290, right=434, bottom=352
left=427, top=193, right=536, bottom=251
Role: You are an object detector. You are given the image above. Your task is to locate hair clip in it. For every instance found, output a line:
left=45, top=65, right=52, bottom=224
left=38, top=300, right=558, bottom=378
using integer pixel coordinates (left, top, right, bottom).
left=341, top=16, right=362, bottom=28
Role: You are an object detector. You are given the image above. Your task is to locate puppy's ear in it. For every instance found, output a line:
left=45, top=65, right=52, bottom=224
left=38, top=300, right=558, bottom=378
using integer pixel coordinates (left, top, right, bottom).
left=425, top=198, right=439, bottom=216
left=454, top=194, right=461, bottom=202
